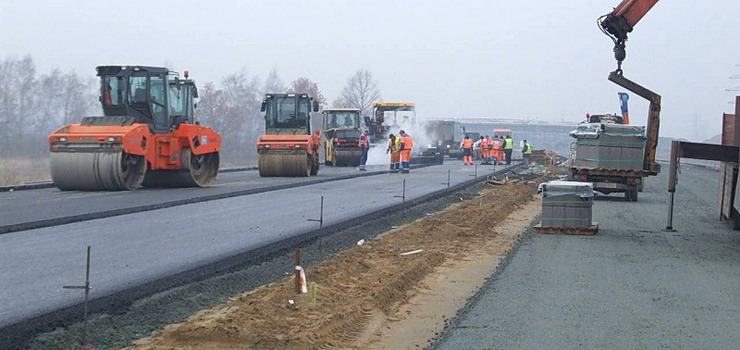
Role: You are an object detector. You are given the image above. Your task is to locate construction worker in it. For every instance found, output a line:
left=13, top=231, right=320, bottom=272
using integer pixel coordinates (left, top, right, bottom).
left=522, top=139, right=533, bottom=162
left=387, top=133, right=401, bottom=173
left=358, top=129, right=370, bottom=171
left=504, top=135, right=514, bottom=165
left=491, top=135, right=501, bottom=165
left=472, top=136, right=482, bottom=161
left=399, top=130, right=413, bottom=174
left=460, top=135, right=474, bottom=165
left=485, top=135, right=494, bottom=165
left=477, top=136, right=487, bottom=165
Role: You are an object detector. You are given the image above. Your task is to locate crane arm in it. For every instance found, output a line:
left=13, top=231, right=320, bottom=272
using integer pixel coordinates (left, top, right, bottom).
left=598, top=0, right=660, bottom=74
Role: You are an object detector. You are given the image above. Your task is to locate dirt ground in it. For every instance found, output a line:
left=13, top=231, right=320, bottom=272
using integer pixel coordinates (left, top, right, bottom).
left=0, top=158, right=50, bottom=186
left=125, top=180, right=543, bottom=350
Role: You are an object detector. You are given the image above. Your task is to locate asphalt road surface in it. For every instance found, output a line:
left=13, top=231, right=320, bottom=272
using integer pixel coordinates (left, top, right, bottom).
left=0, top=160, right=498, bottom=328
left=434, top=164, right=740, bottom=349
left=0, top=165, right=390, bottom=233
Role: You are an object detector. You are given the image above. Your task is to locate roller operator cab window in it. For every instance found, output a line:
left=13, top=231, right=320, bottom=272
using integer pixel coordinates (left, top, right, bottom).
left=326, top=112, right=359, bottom=129
left=149, top=75, right=167, bottom=128
left=276, top=96, right=296, bottom=125
left=297, top=98, right=309, bottom=126
left=103, top=76, right=124, bottom=105
left=129, top=73, right=148, bottom=105
left=168, top=82, right=191, bottom=121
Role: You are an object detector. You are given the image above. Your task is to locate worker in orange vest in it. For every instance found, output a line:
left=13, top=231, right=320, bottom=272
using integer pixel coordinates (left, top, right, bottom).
left=398, top=130, right=413, bottom=173
left=479, top=136, right=489, bottom=165
left=460, top=135, right=474, bottom=165
left=358, top=129, right=369, bottom=171
left=386, top=133, right=401, bottom=173
left=492, top=136, right=503, bottom=165
left=483, top=135, right=495, bottom=165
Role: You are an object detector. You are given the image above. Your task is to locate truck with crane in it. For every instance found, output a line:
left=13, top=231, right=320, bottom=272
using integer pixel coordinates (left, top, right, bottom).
left=567, top=0, right=663, bottom=201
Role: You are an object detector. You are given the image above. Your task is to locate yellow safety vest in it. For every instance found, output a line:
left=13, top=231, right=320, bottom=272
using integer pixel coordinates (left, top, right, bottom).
left=524, top=143, right=532, bottom=154
left=504, top=138, right=513, bottom=150
left=388, top=138, right=400, bottom=152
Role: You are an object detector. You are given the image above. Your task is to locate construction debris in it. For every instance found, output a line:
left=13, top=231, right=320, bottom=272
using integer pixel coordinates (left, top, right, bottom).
left=400, top=249, right=424, bottom=256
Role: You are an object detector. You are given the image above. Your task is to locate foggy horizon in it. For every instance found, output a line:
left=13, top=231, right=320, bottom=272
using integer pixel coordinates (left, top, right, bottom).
left=3, top=0, right=740, bottom=141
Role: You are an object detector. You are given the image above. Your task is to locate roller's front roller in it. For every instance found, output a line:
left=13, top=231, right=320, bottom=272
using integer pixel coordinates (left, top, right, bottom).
left=142, top=150, right=220, bottom=188
left=259, top=152, right=311, bottom=177
left=50, top=151, right=146, bottom=191
left=333, top=149, right=361, bottom=166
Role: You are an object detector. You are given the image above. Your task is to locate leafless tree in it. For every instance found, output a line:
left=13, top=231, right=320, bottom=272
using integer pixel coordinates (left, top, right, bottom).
left=287, top=77, right=327, bottom=131
left=288, top=77, right=327, bottom=107
left=0, top=56, right=97, bottom=158
left=263, top=68, right=286, bottom=94
left=195, top=70, right=262, bottom=166
left=334, top=69, right=381, bottom=118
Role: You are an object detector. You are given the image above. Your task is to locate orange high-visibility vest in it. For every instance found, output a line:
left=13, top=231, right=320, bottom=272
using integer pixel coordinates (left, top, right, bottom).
left=358, top=134, right=369, bottom=148
left=400, top=134, right=413, bottom=151
left=463, top=139, right=473, bottom=149
left=487, top=139, right=494, bottom=150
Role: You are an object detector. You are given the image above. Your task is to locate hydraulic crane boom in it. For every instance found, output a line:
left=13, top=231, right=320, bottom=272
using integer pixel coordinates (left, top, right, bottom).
left=597, top=0, right=663, bottom=174
left=598, top=0, right=660, bottom=74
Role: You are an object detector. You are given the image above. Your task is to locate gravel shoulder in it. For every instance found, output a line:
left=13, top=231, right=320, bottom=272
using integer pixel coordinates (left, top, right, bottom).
left=123, top=180, right=542, bottom=350
left=433, top=164, right=740, bottom=349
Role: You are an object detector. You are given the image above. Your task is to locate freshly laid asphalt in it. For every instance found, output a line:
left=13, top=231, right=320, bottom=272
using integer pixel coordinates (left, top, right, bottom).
left=434, top=164, right=740, bottom=349
left=0, top=160, right=504, bottom=329
left=0, top=165, right=391, bottom=233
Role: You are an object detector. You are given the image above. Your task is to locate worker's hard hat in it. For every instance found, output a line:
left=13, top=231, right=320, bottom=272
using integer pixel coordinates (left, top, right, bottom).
left=364, top=129, right=369, bottom=133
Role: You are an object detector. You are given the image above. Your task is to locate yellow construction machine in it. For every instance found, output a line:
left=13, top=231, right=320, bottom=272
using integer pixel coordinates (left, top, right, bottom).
left=322, top=108, right=362, bottom=166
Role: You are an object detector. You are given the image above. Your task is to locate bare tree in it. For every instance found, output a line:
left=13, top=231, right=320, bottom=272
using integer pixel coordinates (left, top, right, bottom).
left=287, top=77, right=327, bottom=107
left=195, top=70, right=262, bottom=166
left=334, top=69, right=381, bottom=118
left=0, top=56, right=98, bottom=158
left=263, top=68, right=286, bottom=94
left=287, top=77, right=326, bottom=131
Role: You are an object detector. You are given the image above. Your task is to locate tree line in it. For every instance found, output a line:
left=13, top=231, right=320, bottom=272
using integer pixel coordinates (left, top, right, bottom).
left=0, top=55, right=382, bottom=166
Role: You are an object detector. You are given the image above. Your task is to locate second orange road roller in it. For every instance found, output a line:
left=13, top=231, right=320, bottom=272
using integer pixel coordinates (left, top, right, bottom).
left=256, top=93, right=321, bottom=177
left=48, top=65, right=220, bottom=191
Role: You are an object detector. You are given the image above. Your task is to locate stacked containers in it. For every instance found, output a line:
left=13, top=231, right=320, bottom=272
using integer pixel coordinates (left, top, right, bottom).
left=539, top=181, right=594, bottom=228
left=570, top=123, right=646, bottom=171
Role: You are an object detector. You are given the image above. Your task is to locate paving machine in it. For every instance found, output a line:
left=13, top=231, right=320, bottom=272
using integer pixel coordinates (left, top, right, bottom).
left=256, top=93, right=321, bottom=177
left=368, top=102, right=416, bottom=143
left=48, top=65, right=220, bottom=191
left=322, top=108, right=361, bottom=166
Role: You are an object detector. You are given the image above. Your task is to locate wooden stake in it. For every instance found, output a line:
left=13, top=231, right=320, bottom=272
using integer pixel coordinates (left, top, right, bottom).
left=294, top=248, right=302, bottom=294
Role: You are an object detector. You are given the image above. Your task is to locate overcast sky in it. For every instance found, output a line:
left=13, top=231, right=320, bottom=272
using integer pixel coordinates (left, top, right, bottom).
left=2, top=0, right=739, bottom=140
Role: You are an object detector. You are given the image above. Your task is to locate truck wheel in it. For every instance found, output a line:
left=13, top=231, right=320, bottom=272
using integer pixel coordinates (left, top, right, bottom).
left=732, top=209, right=740, bottom=230
left=628, top=187, right=638, bottom=201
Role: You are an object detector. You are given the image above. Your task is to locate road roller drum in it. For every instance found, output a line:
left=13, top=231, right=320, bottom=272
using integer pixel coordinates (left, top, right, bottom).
left=50, top=151, right=146, bottom=191
left=258, top=152, right=311, bottom=177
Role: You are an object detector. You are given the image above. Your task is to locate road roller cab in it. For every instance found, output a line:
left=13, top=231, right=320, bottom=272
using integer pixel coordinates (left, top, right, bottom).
left=48, top=65, right=221, bottom=191
left=256, top=93, right=321, bottom=177
left=322, top=108, right=361, bottom=166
